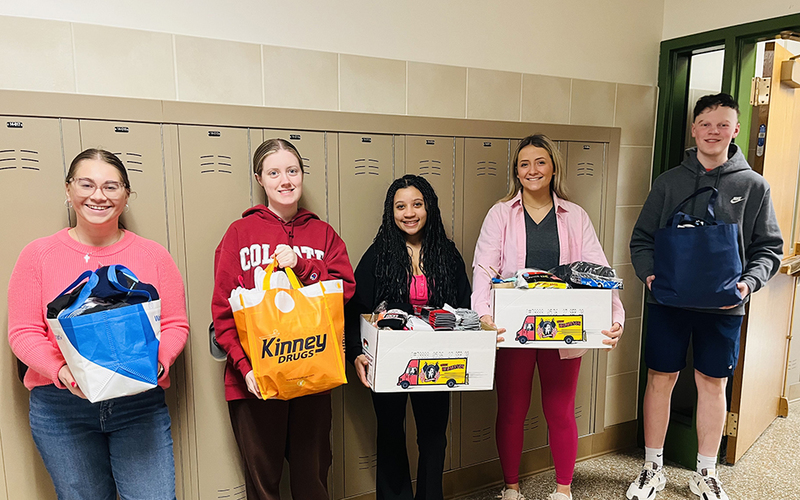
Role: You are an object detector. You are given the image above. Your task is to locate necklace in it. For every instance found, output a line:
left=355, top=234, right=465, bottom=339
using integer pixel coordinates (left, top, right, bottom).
left=524, top=202, right=552, bottom=210
left=72, top=228, right=123, bottom=263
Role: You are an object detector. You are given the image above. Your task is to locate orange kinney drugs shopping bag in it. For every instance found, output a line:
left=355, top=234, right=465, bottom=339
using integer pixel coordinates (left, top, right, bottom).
left=229, top=263, right=347, bottom=400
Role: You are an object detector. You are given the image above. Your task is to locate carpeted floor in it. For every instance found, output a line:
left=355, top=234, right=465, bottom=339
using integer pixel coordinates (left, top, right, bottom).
left=454, top=401, right=799, bottom=499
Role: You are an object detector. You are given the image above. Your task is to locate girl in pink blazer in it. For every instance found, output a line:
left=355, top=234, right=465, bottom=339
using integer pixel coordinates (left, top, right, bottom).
left=472, top=134, right=624, bottom=500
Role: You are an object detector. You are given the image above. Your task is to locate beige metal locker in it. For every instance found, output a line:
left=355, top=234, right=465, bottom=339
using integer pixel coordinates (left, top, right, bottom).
left=564, top=142, right=606, bottom=235
left=404, top=136, right=456, bottom=239
left=77, top=120, right=170, bottom=248
left=575, top=351, right=596, bottom=437
left=460, top=371, right=546, bottom=467
left=0, top=116, right=78, bottom=500
left=342, top=364, right=378, bottom=497
left=177, top=125, right=251, bottom=500
left=337, top=133, right=395, bottom=266
left=461, top=139, right=510, bottom=275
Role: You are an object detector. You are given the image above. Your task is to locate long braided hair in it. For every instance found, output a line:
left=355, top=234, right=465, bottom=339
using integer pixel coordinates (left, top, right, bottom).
left=373, top=175, right=462, bottom=307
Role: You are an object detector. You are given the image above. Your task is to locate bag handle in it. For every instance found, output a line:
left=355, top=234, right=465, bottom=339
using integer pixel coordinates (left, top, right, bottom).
left=667, top=186, right=719, bottom=225
left=263, top=260, right=302, bottom=290
left=57, top=271, right=99, bottom=318
left=56, top=269, right=94, bottom=297
left=107, top=265, right=152, bottom=300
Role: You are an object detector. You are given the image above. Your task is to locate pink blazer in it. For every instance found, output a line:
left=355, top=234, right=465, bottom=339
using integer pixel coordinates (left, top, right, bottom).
left=471, top=191, right=625, bottom=359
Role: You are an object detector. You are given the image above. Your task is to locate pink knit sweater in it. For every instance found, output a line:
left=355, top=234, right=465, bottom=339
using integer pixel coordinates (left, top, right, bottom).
left=7, top=229, right=189, bottom=391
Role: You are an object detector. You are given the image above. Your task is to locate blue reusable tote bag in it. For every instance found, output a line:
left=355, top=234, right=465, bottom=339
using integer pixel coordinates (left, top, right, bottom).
left=652, top=186, right=742, bottom=309
left=47, top=265, right=161, bottom=402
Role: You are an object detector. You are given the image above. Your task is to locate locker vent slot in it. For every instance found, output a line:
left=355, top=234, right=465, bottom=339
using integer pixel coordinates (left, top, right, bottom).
left=523, top=415, right=540, bottom=432
left=217, top=483, right=246, bottom=499
left=0, top=148, right=41, bottom=170
left=576, top=162, right=595, bottom=176
left=419, top=159, right=442, bottom=176
left=476, top=161, right=497, bottom=176
left=199, top=154, right=234, bottom=174
left=302, top=156, right=311, bottom=175
left=358, top=453, right=378, bottom=470
left=471, top=426, right=492, bottom=443
left=114, top=152, right=145, bottom=173
left=354, top=158, right=380, bottom=176
left=575, top=405, right=583, bottom=420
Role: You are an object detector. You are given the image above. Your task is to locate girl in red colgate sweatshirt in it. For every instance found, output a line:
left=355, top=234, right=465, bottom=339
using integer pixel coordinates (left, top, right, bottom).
left=211, top=138, right=355, bottom=500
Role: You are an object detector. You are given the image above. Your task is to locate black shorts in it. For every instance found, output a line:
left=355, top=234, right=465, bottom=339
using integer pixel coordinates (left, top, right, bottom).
left=645, top=303, right=743, bottom=378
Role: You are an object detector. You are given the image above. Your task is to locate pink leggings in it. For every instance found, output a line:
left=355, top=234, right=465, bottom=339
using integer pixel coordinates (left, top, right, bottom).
left=495, top=348, right=581, bottom=486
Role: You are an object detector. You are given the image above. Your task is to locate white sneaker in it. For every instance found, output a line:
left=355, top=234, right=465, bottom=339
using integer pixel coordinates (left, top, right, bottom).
left=548, top=490, right=572, bottom=500
left=690, top=469, right=729, bottom=500
left=626, top=462, right=666, bottom=500
left=498, top=488, right=525, bottom=500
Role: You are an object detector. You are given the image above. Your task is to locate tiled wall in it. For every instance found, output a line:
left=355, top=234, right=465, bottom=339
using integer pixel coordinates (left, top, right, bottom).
left=607, top=84, right=658, bottom=425
left=0, top=14, right=658, bottom=426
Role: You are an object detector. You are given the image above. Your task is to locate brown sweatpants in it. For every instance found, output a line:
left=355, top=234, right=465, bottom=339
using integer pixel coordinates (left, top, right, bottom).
left=228, top=393, right=332, bottom=500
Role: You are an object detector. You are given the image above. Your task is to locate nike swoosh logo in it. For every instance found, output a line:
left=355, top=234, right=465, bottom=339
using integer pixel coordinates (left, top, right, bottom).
left=731, top=196, right=744, bottom=204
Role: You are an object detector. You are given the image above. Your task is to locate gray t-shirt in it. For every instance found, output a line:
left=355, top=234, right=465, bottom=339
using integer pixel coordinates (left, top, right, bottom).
left=524, top=206, right=560, bottom=270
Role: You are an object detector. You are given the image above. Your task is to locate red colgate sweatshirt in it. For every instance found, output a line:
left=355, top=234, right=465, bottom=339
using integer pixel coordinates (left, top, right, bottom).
left=212, top=205, right=355, bottom=401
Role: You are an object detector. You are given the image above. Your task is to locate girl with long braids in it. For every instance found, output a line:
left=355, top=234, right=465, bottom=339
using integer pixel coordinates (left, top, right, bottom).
left=345, top=174, right=471, bottom=500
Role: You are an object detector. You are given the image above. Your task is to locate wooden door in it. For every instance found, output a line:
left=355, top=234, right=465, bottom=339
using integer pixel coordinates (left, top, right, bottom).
left=728, top=42, right=800, bottom=463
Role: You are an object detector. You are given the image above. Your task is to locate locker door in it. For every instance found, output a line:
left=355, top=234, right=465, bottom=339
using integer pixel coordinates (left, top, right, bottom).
left=575, top=351, right=596, bottom=437
left=461, top=139, right=510, bottom=274
left=337, top=133, right=395, bottom=266
left=405, top=136, right=456, bottom=239
left=0, top=116, right=78, bottom=500
left=342, top=364, right=378, bottom=498
left=460, top=371, right=546, bottom=467
left=258, top=130, right=329, bottom=223
left=177, top=125, right=250, bottom=500
left=338, top=133, right=394, bottom=498
left=77, top=120, right=169, bottom=247
left=565, top=142, right=606, bottom=236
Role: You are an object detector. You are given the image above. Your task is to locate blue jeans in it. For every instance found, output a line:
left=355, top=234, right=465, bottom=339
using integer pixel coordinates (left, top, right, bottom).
left=29, top=385, right=176, bottom=500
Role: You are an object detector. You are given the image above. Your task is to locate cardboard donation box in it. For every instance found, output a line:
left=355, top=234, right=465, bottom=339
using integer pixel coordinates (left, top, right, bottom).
left=359, top=315, right=497, bottom=393
left=493, top=288, right=612, bottom=349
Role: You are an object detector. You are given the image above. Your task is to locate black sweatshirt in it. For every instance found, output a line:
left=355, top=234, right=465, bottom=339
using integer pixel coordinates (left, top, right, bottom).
left=344, top=242, right=472, bottom=364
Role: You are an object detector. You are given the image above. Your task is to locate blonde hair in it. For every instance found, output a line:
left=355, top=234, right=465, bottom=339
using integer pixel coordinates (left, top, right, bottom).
left=501, top=134, right=568, bottom=202
left=252, top=138, right=304, bottom=176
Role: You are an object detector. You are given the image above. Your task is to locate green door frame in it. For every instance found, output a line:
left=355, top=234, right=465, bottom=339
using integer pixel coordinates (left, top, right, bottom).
left=640, top=13, right=800, bottom=469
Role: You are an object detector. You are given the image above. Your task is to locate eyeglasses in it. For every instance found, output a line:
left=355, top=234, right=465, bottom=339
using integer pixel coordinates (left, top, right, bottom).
left=69, top=178, right=127, bottom=198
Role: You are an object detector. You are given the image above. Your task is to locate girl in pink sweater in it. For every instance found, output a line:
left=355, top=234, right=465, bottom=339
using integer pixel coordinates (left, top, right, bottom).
left=7, top=149, right=188, bottom=500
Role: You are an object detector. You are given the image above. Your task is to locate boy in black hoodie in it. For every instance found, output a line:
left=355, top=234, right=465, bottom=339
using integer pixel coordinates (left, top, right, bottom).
left=627, top=94, right=782, bottom=500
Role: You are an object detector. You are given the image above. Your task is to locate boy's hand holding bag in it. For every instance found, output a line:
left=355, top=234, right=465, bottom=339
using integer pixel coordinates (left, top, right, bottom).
left=46, top=265, right=161, bottom=403
left=228, top=261, right=347, bottom=400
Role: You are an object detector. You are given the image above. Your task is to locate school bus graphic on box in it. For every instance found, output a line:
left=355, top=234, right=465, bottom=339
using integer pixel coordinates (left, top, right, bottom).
left=397, top=358, right=468, bottom=389
left=515, top=315, right=585, bottom=345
